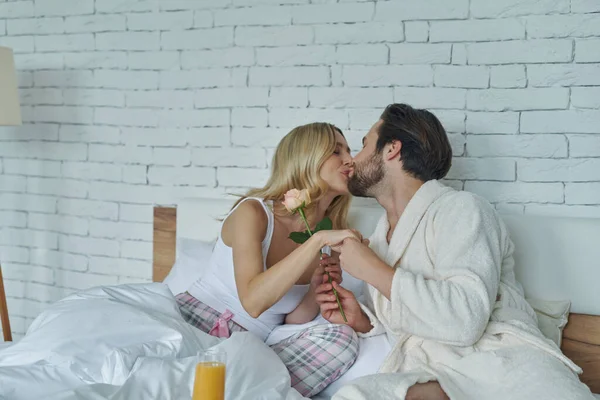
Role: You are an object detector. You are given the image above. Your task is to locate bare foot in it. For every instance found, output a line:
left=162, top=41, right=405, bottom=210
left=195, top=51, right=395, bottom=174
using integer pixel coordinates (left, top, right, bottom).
left=405, top=382, right=450, bottom=400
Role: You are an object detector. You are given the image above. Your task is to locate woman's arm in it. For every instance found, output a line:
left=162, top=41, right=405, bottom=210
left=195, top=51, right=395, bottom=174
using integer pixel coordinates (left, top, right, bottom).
left=228, top=201, right=358, bottom=319
left=284, top=289, right=319, bottom=324
left=228, top=201, right=322, bottom=318
left=223, top=201, right=355, bottom=318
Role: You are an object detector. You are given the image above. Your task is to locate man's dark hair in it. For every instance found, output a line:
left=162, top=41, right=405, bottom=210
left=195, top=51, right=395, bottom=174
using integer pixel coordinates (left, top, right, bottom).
left=376, top=103, right=452, bottom=182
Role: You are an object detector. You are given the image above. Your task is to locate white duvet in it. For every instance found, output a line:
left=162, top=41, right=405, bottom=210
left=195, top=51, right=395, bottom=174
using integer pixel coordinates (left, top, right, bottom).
left=0, top=283, right=308, bottom=400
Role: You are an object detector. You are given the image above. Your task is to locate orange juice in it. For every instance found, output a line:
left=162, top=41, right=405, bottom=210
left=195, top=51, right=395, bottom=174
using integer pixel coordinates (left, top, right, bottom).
left=192, top=362, right=226, bottom=400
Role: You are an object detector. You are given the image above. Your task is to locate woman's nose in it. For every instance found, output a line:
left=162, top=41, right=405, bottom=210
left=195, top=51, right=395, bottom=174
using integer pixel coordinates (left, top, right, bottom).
left=342, top=153, right=353, bottom=166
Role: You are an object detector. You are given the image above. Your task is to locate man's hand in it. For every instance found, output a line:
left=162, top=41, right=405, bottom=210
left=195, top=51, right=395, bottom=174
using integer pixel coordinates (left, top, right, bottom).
left=327, top=229, right=363, bottom=253
left=315, top=277, right=373, bottom=333
left=338, top=237, right=380, bottom=281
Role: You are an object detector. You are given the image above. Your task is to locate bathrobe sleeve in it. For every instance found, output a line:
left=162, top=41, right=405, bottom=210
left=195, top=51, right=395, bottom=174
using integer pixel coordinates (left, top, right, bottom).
left=387, top=194, right=504, bottom=346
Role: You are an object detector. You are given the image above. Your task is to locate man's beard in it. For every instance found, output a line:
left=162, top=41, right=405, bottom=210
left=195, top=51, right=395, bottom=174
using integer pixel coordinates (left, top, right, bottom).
left=348, top=152, right=384, bottom=198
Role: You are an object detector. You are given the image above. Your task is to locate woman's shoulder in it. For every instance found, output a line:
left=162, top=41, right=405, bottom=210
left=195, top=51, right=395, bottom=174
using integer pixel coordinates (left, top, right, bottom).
left=224, top=198, right=270, bottom=240
left=233, top=198, right=269, bottom=221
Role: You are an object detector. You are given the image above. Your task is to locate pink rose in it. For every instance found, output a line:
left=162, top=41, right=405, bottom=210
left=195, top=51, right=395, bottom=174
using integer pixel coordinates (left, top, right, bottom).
left=282, top=189, right=311, bottom=213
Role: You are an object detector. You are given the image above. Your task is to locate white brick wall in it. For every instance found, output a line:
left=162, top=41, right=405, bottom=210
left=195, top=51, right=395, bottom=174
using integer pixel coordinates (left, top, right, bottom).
left=0, top=0, right=599, bottom=339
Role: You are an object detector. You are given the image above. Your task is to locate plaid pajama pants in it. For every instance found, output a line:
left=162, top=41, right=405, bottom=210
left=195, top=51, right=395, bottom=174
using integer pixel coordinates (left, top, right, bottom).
left=176, top=292, right=359, bottom=397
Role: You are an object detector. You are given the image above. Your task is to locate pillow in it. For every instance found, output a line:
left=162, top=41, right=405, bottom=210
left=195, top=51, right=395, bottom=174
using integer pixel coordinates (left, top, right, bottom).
left=163, top=238, right=214, bottom=295
left=526, top=298, right=571, bottom=347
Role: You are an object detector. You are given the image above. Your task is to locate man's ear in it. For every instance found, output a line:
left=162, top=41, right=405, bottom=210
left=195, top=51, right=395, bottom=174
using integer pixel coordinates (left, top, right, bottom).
left=384, top=140, right=402, bottom=161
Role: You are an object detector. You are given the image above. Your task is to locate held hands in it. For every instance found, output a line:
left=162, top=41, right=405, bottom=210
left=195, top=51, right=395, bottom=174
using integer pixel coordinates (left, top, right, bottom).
left=314, top=229, right=375, bottom=281
left=315, top=229, right=362, bottom=252
left=313, top=229, right=381, bottom=333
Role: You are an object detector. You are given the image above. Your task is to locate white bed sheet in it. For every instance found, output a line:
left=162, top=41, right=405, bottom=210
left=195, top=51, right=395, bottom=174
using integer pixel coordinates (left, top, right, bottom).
left=0, top=342, right=12, bottom=351
left=6, top=281, right=592, bottom=400
left=0, top=283, right=307, bottom=400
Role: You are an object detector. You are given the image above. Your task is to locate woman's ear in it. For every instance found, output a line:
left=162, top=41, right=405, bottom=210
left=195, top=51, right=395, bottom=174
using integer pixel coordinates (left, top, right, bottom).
left=384, top=140, right=402, bottom=161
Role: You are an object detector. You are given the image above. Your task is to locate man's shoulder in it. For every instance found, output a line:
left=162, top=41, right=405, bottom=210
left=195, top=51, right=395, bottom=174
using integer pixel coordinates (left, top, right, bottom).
left=430, top=187, right=511, bottom=255
left=428, top=188, right=506, bottom=237
left=436, top=187, right=496, bottom=217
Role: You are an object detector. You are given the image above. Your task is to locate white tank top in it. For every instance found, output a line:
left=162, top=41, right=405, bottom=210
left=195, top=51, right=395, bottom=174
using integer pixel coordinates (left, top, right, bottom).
left=187, top=197, right=310, bottom=341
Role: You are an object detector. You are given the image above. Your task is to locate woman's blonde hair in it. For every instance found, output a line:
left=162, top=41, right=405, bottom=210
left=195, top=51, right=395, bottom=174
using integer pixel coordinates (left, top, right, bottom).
left=232, top=122, right=351, bottom=229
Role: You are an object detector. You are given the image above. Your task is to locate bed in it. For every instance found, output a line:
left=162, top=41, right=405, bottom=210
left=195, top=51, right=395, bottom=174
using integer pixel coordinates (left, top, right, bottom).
left=154, top=197, right=600, bottom=397
left=0, top=196, right=598, bottom=399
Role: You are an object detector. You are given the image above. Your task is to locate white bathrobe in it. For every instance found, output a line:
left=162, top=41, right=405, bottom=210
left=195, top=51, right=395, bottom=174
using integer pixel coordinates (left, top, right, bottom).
left=333, top=180, right=594, bottom=400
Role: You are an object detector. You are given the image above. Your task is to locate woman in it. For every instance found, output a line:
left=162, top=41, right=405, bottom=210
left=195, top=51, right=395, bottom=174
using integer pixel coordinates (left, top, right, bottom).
left=176, top=122, right=360, bottom=397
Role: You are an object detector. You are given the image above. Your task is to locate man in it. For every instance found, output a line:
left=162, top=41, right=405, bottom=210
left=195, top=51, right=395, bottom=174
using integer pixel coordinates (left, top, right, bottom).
left=316, top=104, right=594, bottom=400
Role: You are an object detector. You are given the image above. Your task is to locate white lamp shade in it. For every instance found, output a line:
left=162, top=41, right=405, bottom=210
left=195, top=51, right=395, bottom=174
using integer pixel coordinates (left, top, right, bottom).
left=0, top=46, right=22, bottom=126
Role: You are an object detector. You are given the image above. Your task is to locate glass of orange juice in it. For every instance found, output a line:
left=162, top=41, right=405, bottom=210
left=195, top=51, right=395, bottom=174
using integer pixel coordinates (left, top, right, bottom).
left=192, top=348, right=227, bottom=400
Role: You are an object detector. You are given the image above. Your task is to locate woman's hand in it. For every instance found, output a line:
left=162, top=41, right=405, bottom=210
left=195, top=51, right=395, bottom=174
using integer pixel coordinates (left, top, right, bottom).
left=310, top=253, right=342, bottom=292
left=315, top=229, right=363, bottom=252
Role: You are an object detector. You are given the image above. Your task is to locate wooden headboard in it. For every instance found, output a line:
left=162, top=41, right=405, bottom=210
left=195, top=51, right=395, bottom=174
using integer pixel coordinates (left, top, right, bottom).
left=153, top=207, right=177, bottom=283
left=152, top=205, right=600, bottom=394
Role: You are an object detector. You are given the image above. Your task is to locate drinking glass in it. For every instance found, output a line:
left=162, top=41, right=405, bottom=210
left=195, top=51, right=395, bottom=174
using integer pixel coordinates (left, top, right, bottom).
left=191, top=348, right=227, bottom=400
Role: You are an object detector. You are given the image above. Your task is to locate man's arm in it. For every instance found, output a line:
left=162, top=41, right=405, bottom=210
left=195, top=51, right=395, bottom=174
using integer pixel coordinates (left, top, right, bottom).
left=383, top=196, right=502, bottom=346
left=340, top=195, right=503, bottom=346
left=354, top=309, right=375, bottom=334
left=363, top=258, right=394, bottom=300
